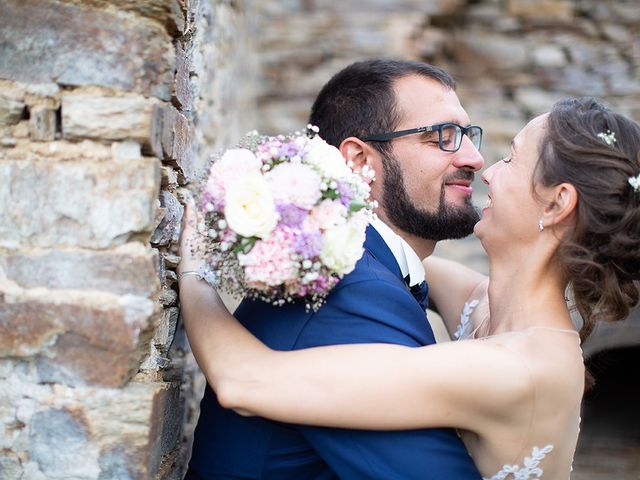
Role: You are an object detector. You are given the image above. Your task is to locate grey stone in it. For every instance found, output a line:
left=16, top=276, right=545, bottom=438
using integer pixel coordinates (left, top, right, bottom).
left=1, top=377, right=185, bottom=479
left=507, top=0, right=574, bottom=19
left=547, top=67, right=609, bottom=97
left=0, top=287, right=157, bottom=387
left=0, top=0, right=175, bottom=100
left=25, top=83, right=60, bottom=98
left=0, top=97, right=24, bottom=126
left=514, top=87, right=563, bottom=116
left=56, top=0, right=188, bottom=36
left=62, top=93, right=158, bottom=144
left=154, top=307, right=180, bottom=353
left=158, top=288, right=178, bottom=307
left=29, top=409, right=101, bottom=478
left=111, top=141, right=143, bottom=161
left=29, top=106, right=57, bottom=141
left=98, top=448, right=135, bottom=480
left=162, top=253, right=181, bottom=269
left=453, top=31, right=530, bottom=72
left=159, top=105, right=196, bottom=181
left=0, top=455, right=22, bottom=480
left=161, top=166, right=180, bottom=189
left=610, top=2, right=640, bottom=24
left=0, top=137, right=17, bottom=148
left=173, top=42, right=192, bottom=110
left=0, top=158, right=160, bottom=249
left=0, top=243, right=159, bottom=297
left=151, top=191, right=184, bottom=247
left=532, top=45, right=567, bottom=68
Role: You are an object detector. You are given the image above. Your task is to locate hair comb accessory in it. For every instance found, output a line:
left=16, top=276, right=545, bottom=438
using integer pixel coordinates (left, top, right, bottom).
left=629, top=173, right=640, bottom=200
left=597, top=130, right=617, bottom=146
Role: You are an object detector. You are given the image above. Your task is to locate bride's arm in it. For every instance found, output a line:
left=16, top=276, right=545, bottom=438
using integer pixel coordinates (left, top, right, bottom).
left=423, top=256, right=488, bottom=336
left=183, top=281, right=530, bottom=432
left=179, top=199, right=530, bottom=433
left=177, top=195, right=271, bottom=409
left=222, top=339, right=532, bottom=432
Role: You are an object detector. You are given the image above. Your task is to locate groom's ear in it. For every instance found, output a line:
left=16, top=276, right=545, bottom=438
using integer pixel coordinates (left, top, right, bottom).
left=339, top=137, right=378, bottom=183
left=543, top=182, right=578, bottom=227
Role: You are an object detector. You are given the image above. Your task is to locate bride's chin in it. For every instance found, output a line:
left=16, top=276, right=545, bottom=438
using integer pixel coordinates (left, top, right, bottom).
left=473, top=219, right=486, bottom=239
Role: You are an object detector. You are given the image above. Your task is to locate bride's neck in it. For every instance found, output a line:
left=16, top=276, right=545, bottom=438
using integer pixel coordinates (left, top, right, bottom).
left=487, top=251, right=572, bottom=335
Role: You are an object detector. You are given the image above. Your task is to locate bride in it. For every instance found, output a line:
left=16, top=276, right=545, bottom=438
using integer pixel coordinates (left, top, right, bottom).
left=178, top=97, right=640, bottom=479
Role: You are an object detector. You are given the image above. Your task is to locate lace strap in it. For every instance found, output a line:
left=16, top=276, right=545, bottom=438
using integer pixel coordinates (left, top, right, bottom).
left=484, top=444, right=554, bottom=480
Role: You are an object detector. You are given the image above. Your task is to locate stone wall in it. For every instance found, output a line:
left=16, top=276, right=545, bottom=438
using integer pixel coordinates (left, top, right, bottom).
left=0, top=0, right=256, bottom=478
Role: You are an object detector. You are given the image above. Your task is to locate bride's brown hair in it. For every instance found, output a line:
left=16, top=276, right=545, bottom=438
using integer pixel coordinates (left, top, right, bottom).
left=535, top=97, right=640, bottom=343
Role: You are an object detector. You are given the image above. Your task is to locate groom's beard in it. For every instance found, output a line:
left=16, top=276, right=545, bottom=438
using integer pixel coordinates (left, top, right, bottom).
left=380, top=152, right=480, bottom=241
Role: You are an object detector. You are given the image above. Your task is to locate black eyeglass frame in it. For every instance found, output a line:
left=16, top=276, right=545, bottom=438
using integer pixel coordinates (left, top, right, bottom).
left=362, top=122, right=483, bottom=152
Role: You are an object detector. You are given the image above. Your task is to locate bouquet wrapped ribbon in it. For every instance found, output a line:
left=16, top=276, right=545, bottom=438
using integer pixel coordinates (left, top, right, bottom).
left=194, top=126, right=375, bottom=311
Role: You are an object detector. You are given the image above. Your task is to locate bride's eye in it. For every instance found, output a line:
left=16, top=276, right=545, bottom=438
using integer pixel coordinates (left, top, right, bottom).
left=501, top=156, right=512, bottom=164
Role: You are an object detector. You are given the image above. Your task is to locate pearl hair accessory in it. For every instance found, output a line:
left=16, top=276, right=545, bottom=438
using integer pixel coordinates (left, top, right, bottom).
left=629, top=173, right=640, bottom=200
left=597, top=130, right=617, bottom=146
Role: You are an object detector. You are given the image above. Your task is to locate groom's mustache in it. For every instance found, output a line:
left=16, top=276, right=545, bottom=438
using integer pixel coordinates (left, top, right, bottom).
left=443, top=170, right=475, bottom=185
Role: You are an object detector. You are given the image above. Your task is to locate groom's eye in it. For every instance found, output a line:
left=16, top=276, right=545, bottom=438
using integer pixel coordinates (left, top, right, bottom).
left=440, top=134, right=455, bottom=148
left=439, top=126, right=458, bottom=148
left=422, top=132, right=439, bottom=144
left=501, top=156, right=512, bottom=164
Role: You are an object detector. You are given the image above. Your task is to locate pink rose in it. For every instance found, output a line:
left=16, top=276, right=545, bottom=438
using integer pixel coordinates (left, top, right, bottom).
left=239, top=228, right=298, bottom=287
left=304, top=199, right=347, bottom=232
left=267, top=163, right=322, bottom=210
left=206, top=149, right=262, bottom=206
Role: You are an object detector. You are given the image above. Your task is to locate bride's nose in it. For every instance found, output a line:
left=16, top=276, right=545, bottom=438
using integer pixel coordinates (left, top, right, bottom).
left=481, top=161, right=498, bottom=185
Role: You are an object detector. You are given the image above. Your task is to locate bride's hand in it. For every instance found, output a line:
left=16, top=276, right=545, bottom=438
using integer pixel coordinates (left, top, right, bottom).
left=177, top=189, right=203, bottom=276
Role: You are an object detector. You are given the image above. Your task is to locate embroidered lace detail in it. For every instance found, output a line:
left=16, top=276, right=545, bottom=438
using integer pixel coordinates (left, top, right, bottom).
left=484, top=445, right=554, bottom=480
left=454, top=300, right=480, bottom=340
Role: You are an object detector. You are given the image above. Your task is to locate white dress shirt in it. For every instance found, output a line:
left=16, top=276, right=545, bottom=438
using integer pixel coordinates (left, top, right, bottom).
left=369, top=217, right=425, bottom=287
left=369, top=218, right=451, bottom=343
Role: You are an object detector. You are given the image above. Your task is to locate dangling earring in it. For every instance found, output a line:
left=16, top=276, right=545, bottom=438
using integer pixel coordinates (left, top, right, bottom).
left=538, top=219, right=544, bottom=232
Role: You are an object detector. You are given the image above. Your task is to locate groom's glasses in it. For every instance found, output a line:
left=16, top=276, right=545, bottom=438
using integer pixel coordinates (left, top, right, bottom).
left=362, top=123, right=483, bottom=153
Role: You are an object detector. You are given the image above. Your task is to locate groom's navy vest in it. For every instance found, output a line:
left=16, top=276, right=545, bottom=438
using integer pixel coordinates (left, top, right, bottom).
left=187, top=226, right=481, bottom=479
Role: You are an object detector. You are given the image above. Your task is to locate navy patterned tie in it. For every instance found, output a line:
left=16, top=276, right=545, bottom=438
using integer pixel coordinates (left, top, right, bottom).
left=405, top=275, right=429, bottom=311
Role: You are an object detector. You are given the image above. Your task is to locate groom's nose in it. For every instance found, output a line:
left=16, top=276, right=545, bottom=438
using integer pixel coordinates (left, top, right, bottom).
left=453, top=135, right=484, bottom=172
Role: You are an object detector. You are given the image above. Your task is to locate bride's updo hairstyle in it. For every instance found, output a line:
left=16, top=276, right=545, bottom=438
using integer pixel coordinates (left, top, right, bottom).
left=535, top=97, right=640, bottom=343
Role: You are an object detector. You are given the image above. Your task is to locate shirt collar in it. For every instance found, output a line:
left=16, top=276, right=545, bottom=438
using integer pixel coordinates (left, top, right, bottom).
left=369, top=217, right=425, bottom=287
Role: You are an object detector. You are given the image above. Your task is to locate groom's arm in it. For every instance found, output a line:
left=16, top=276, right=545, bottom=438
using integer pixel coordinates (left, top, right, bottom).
left=293, top=277, right=482, bottom=479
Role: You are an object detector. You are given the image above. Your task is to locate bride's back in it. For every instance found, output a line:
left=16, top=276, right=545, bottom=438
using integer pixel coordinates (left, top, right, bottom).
left=460, top=328, right=584, bottom=479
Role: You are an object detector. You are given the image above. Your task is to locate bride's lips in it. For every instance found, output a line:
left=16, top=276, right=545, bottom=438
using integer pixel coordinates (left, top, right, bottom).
left=483, top=194, right=492, bottom=211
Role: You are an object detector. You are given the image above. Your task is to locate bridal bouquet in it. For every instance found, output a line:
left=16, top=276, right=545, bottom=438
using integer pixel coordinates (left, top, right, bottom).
left=194, top=126, right=374, bottom=311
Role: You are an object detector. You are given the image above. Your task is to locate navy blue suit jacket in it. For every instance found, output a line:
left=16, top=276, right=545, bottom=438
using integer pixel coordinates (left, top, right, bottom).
left=186, top=226, right=481, bottom=479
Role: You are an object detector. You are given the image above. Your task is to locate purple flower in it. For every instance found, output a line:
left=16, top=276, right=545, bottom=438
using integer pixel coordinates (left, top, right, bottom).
left=336, top=181, right=353, bottom=207
left=278, top=141, right=301, bottom=158
left=314, top=275, right=330, bottom=292
left=294, top=231, right=323, bottom=259
left=277, top=203, right=308, bottom=228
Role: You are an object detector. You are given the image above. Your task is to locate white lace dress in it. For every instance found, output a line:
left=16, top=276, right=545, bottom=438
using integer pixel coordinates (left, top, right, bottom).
left=454, top=301, right=581, bottom=480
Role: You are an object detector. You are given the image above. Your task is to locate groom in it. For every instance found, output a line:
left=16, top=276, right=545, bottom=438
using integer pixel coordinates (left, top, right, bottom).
left=186, top=59, right=484, bottom=479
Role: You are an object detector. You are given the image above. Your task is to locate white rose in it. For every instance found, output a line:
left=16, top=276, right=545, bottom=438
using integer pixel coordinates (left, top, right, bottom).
left=320, top=212, right=367, bottom=275
left=305, top=136, right=352, bottom=180
left=224, top=175, right=278, bottom=238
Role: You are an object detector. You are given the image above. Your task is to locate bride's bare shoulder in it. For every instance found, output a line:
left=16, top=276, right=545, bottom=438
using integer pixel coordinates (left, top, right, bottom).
left=495, top=328, right=585, bottom=399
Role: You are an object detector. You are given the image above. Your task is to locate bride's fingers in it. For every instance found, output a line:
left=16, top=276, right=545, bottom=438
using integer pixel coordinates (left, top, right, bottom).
left=178, top=190, right=196, bottom=228
left=177, top=189, right=202, bottom=269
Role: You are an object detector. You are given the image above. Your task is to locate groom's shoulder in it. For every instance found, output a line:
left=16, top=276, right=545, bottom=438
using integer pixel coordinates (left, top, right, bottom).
left=337, top=247, right=403, bottom=289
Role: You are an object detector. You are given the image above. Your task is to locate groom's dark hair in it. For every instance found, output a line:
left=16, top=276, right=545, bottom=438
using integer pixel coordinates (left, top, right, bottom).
left=309, top=59, right=455, bottom=156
